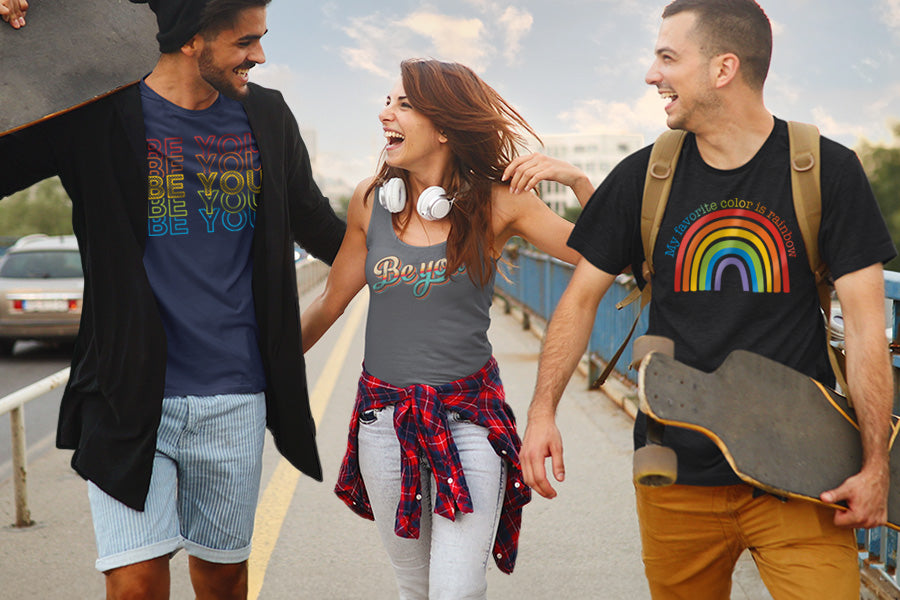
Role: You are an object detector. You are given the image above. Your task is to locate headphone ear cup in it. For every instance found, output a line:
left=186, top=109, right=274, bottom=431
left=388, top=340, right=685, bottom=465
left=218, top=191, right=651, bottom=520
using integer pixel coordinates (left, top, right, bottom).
left=417, top=186, right=453, bottom=220
left=380, top=178, right=407, bottom=213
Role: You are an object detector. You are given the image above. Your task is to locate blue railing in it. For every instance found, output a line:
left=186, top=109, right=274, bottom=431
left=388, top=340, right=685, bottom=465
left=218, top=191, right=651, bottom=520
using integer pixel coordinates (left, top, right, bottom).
left=496, top=248, right=647, bottom=386
left=496, top=249, right=900, bottom=592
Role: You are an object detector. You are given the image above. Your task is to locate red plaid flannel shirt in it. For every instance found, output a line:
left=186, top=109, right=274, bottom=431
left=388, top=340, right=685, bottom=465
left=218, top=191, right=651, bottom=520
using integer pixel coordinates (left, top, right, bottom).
left=334, top=357, right=531, bottom=574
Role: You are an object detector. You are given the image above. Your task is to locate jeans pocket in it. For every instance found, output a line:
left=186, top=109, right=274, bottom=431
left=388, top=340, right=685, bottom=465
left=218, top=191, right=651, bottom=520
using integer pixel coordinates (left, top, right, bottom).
left=448, top=411, right=471, bottom=424
left=359, top=408, right=383, bottom=425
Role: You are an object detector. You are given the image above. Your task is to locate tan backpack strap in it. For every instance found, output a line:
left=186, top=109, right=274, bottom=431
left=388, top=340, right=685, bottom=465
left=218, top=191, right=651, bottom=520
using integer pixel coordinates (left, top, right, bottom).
left=592, top=285, right=651, bottom=389
left=788, top=121, right=849, bottom=400
left=593, top=131, right=686, bottom=389
left=788, top=121, right=823, bottom=281
left=641, top=130, right=688, bottom=277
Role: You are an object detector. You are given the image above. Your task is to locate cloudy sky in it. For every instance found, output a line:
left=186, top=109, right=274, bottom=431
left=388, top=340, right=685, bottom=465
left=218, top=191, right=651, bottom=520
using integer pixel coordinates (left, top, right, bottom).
left=251, top=0, right=900, bottom=194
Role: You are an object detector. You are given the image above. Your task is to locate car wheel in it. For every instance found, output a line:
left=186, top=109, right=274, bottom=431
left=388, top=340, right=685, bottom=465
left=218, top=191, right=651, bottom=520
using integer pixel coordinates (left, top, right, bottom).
left=0, top=339, right=14, bottom=355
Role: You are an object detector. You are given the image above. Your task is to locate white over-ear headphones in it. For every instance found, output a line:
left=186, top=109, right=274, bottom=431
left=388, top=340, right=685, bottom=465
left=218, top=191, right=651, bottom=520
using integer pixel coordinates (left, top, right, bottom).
left=379, top=177, right=454, bottom=221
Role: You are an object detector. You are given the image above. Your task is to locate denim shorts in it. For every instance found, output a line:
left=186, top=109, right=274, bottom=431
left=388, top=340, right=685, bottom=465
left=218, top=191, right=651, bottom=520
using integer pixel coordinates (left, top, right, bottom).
left=88, top=392, right=266, bottom=572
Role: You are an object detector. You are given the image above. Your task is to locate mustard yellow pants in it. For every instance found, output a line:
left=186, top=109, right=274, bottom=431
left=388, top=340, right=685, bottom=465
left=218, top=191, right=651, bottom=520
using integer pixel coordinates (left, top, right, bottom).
left=634, top=483, right=859, bottom=600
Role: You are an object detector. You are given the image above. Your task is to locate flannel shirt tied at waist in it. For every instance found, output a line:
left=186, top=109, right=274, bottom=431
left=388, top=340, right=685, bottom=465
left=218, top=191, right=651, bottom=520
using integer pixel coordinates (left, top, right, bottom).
left=334, top=357, right=531, bottom=574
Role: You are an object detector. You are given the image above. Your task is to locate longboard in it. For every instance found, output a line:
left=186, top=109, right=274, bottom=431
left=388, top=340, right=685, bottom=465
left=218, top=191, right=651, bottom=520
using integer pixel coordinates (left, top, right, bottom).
left=636, top=346, right=900, bottom=530
left=0, top=0, right=158, bottom=136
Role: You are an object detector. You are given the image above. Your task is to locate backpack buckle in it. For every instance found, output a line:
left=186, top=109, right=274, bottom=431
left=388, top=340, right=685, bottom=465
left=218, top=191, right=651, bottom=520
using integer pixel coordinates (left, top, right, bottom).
left=792, top=151, right=815, bottom=172
left=649, top=162, right=672, bottom=179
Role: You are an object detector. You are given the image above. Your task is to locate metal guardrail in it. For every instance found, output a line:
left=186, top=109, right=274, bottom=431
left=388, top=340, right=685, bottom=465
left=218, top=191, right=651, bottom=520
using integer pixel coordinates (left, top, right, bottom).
left=496, top=249, right=900, bottom=596
left=1, top=258, right=331, bottom=529
left=0, top=367, right=69, bottom=527
left=496, top=248, right=646, bottom=385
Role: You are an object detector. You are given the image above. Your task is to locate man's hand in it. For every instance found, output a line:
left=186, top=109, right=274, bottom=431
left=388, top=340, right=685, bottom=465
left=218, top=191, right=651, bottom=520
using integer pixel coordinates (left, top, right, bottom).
left=1, top=0, right=28, bottom=29
left=821, top=464, right=888, bottom=529
left=521, top=411, right=566, bottom=499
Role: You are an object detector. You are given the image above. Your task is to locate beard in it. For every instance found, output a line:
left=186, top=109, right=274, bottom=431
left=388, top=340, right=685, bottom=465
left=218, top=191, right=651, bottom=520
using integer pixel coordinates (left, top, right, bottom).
left=198, top=47, right=253, bottom=101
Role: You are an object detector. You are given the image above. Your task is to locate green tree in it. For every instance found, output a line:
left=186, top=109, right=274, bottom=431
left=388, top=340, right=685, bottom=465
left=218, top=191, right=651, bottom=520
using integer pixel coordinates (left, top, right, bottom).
left=334, top=195, right=351, bottom=221
left=0, top=177, right=74, bottom=242
left=857, top=123, right=900, bottom=272
left=563, top=205, right=582, bottom=224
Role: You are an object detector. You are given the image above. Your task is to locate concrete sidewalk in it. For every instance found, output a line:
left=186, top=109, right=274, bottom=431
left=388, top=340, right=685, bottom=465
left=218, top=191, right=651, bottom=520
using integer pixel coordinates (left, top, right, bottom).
left=0, top=293, right=772, bottom=599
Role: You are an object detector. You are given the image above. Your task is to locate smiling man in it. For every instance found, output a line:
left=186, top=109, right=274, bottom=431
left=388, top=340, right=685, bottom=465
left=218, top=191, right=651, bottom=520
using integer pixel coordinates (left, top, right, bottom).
left=0, top=0, right=345, bottom=598
left=520, top=0, right=896, bottom=598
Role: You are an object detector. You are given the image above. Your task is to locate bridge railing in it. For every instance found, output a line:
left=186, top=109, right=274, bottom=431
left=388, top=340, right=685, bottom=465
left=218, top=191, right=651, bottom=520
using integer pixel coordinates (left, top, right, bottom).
left=495, top=248, right=900, bottom=594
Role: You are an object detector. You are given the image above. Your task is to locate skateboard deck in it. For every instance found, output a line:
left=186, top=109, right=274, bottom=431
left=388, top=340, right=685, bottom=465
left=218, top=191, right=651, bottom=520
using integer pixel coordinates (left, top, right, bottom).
left=0, top=0, right=158, bottom=136
left=637, top=349, right=900, bottom=530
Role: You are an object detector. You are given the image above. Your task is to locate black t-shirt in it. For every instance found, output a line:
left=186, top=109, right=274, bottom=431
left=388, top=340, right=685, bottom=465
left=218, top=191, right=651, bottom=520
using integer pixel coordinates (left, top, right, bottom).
left=570, top=118, right=897, bottom=485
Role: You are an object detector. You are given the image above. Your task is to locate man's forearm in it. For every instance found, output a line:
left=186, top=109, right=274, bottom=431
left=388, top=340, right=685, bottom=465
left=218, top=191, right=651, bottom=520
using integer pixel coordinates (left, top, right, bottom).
left=529, top=263, right=614, bottom=418
left=530, top=298, right=596, bottom=418
left=846, top=326, right=892, bottom=473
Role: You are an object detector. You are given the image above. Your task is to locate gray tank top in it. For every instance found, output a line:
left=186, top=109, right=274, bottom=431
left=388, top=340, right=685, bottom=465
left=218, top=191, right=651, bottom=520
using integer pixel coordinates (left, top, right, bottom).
left=364, top=188, right=494, bottom=387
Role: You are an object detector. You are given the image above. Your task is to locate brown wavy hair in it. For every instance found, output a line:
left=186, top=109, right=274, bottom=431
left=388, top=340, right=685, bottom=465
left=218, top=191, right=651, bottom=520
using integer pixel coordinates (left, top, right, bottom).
left=366, top=59, right=539, bottom=287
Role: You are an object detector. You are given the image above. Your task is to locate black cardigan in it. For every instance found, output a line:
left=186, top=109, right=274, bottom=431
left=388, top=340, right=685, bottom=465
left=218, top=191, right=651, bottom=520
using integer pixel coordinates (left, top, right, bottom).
left=0, top=83, right=346, bottom=509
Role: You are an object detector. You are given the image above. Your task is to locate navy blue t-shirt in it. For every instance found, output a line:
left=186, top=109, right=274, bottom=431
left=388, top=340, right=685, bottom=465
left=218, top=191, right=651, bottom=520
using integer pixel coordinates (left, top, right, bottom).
left=140, top=81, right=266, bottom=396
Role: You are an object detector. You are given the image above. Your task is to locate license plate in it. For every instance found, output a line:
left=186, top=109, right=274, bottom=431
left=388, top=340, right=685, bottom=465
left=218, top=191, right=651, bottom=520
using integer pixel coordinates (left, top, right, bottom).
left=22, top=299, right=69, bottom=312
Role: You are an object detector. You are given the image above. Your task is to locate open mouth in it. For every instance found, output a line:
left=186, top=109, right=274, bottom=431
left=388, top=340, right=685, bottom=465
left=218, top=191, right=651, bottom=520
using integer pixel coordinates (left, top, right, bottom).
left=234, top=64, right=253, bottom=84
left=660, top=91, right=678, bottom=111
left=384, top=130, right=405, bottom=150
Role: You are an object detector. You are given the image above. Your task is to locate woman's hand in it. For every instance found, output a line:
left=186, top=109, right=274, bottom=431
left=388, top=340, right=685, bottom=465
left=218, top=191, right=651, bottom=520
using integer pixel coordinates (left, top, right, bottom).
left=502, top=153, right=594, bottom=206
left=1, top=0, right=28, bottom=29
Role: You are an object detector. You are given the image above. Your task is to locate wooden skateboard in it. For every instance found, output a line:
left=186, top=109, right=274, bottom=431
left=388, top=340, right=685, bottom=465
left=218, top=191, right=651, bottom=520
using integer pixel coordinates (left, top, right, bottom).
left=633, top=336, right=900, bottom=530
left=0, top=0, right=158, bottom=136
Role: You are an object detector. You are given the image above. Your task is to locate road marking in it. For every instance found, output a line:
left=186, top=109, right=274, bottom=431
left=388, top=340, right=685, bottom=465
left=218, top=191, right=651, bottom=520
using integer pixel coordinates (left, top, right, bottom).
left=248, top=292, right=367, bottom=599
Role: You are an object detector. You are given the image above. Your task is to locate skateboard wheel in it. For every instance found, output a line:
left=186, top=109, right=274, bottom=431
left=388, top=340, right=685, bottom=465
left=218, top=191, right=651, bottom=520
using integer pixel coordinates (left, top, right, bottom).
left=631, top=335, right=674, bottom=369
left=633, top=444, right=677, bottom=487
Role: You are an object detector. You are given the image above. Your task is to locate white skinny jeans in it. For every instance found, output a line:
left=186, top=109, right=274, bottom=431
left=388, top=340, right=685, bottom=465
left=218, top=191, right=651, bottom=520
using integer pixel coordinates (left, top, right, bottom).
left=358, top=404, right=507, bottom=600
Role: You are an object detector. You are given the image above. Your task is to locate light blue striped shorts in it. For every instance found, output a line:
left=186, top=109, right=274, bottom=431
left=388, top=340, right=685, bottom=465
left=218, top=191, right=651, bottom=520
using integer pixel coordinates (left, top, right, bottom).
left=88, top=392, right=266, bottom=572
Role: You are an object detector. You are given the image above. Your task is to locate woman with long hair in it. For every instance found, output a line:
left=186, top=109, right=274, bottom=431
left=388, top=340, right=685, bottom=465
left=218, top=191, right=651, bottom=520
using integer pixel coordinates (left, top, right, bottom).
left=301, top=59, right=592, bottom=599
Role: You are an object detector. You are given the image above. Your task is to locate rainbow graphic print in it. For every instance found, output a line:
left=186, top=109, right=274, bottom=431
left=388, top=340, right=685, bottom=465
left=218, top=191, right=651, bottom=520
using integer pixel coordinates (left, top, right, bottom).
left=674, top=208, right=791, bottom=293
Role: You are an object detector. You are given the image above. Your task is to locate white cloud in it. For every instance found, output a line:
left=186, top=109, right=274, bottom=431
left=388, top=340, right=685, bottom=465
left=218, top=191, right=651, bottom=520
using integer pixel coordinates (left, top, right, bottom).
left=498, top=6, right=533, bottom=64
left=401, top=12, right=490, bottom=70
left=557, top=88, right=668, bottom=137
left=251, top=63, right=294, bottom=88
left=881, top=0, right=900, bottom=31
left=251, top=63, right=309, bottom=111
left=810, top=107, right=873, bottom=142
left=388, top=2, right=534, bottom=67
left=769, top=17, right=786, bottom=38
left=338, top=12, right=491, bottom=77
left=339, top=15, right=395, bottom=78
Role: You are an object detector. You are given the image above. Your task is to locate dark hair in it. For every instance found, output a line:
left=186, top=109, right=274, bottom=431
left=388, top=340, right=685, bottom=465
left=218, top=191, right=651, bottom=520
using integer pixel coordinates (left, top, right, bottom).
left=199, top=0, right=271, bottom=40
left=663, top=0, right=772, bottom=90
left=367, top=59, right=539, bottom=287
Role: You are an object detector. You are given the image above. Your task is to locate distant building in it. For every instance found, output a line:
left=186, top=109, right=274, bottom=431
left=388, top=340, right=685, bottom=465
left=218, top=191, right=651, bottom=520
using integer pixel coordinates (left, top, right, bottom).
left=300, top=127, right=352, bottom=212
left=532, top=133, right=645, bottom=215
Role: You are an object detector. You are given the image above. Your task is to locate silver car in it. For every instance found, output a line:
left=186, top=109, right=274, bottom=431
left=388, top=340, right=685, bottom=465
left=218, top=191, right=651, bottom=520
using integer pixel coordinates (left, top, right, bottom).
left=0, top=234, right=84, bottom=354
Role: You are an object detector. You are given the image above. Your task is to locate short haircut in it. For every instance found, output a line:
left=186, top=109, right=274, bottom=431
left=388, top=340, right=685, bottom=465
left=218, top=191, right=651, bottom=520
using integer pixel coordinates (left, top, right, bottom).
left=199, top=0, right=271, bottom=40
left=663, top=0, right=772, bottom=90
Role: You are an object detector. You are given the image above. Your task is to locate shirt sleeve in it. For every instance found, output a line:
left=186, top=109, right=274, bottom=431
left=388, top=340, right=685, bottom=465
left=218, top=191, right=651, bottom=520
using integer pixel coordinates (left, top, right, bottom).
left=568, top=146, right=652, bottom=277
left=818, top=139, right=897, bottom=280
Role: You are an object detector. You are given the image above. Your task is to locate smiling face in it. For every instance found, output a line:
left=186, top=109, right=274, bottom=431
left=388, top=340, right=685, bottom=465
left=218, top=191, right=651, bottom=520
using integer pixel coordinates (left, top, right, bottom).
left=645, top=11, right=720, bottom=132
left=378, top=79, right=449, bottom=173
left=197, top=6, right=267, bottom=100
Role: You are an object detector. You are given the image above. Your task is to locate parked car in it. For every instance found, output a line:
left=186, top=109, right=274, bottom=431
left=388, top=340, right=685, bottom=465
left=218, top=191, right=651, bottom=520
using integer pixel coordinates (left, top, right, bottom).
left=0, top=234, right=84, bottom=354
